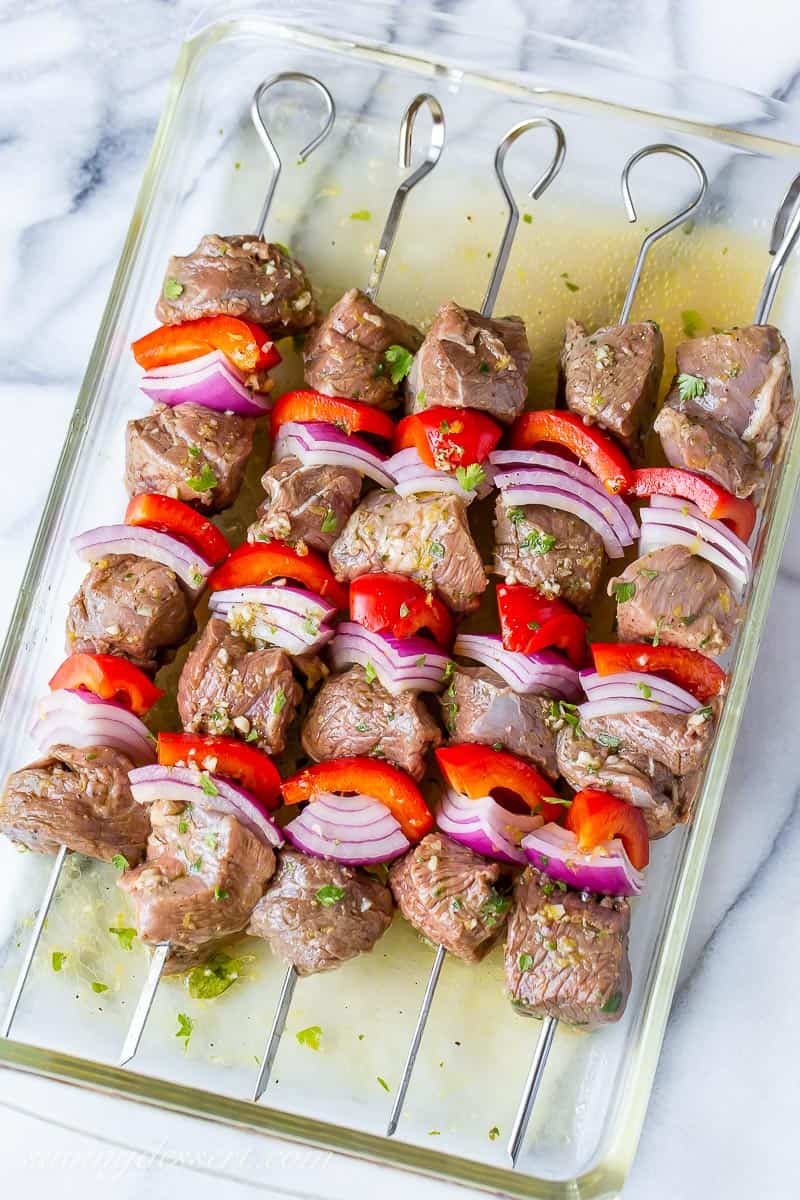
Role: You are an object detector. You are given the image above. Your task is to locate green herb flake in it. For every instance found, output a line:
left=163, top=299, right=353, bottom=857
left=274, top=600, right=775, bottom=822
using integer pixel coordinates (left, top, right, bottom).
left=451, top=897, right=463, bottom=912
left=518, top=953, right=533, bottom=972
left=479, top=362, right=491, bottom=374
left=108, top=926, right=136, bottom=951
left=681, top=614, right=698, bottom=627
left=601, top=991, right=623, bottom=1014
left=677, top=372, right=707, bottom=403
left=187, top=445, right=201, bottom=459
left=320, top=507, right=338, bottom=534
left=611, top=580, right=636, bottom=603
left=178, top=819, right=189, bottom=834
left=316, top=884, right=345, bottom=907
left=636, top=681, right=652, bottom=699
left=455, top=463, right=486, bottom=492
left=681, top=309, right=703, bottom=338
left=51, top=951, right=67, bottom=972
left=377, top=1076, right=390, bottom=1092
left=189, top=856, right=203, bottom=873
left=481, top=888, right=511, bottom=926
left=296, top=1024, right=323, bottom=1050
left=564, top=279, right=580, bottom=293
left=543, top=795, right=573, bottom=808
left=489, top=1125, right=500, bottom=1140
left=176, top=1012, right=193, bottom=1048
left=91, top=981, right=108, bottom=994
left=384, top=344, right=414, bottom=384
left=245, top=729, right=259, bottom=743
left=399, top=602, right=410, bottom=618
left=187, top=463, right=218, bottom=493
left=350, top=209, right=371, bottom=221
left=638, top=568, right=660, bottom=579
left=272, top=686, right=288, bottom=716
left=111, top=854, right=129, bottom=872
left=200, top=773, right=219, bottom=797
left=163, top=277, right=184, bottom=300
left=652, top=615, right=665, bottom=647
left=596, top=732, right=622, bottom=751
left=523, top=212, right=533, bottom=224
left=521, top=529, right=556, bottom=556
left=364, top=660, right=378, bottom=684
left=428, top=540, right=445, bottom=559
left=213, top=886, right=229, bottom=902
left=696, top=704, right=713, bottom=721
left=187, top=951, right=247, bottom=999
left=507, top=506, right=525, bottom=525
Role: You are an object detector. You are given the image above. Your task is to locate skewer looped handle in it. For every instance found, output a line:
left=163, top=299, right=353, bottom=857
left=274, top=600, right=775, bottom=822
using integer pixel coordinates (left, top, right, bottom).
left=253, top=963, right=298, bottom=1102
left=118, top=940, right=170, bottom=1068
left=754, top=171, right=800, bottom=324
left=2, top=843, right=68, bottom=1039
left=386, top=942, right=447, bottom=1137
left=507, top=1014, right=558, bottom=1167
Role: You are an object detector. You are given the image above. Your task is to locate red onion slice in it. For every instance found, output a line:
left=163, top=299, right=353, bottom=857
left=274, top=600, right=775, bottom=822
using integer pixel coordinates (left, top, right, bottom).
left=141, top=350, right=271, bottom=418
left=437, top=787, right=544, bottom=865
left=580, top=669, right=698, bottom=712
left=454, top=633, right=581, bottom=700
left=72, top=525, right=212, bottom=597
left=498, top=486, right=626, bottom=558
left=274, top=421, right=395, bottom=488
left=385, top=448, right=492, bottom=502
left=522, top=823, right=644, bottom=897
left=31, top=689, right=156, bottom=765
left=639, top=508, right=750, bottom=597
left=209, top=585, right=336, bottom=623
left=578, top=697, right=688, bottom=720
left=329, top=622, right=450, bottom=694
left=129, top=764, right=283, bottom=849
left=649, top=495, right=753, bottom=561
left=495, top=466, right=636, bottom=548
left=209, top=585, right=336, bottom=654
left=283, top=792, right=410, bottom=864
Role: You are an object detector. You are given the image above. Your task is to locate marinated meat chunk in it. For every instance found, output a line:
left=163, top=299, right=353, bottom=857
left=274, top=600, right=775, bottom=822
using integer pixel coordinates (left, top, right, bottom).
left=303, top=288, right=422, bottom=409
left=440, top=665, right=557, bottom=780
left=125, top=402, right=254, bottom=511
left=389, top=833, right=512, bottom=962
left=178, top=617, right=301, bottom=754
left=406, top=301, right=530, bottom=424
left=611, top=545, right=739, bottom=656
left=155, top=234, right=315, bottom=338
left=0, top=745, right=148, bottom=863
left=330, top=490, right=487, bottom=613
left=120, top=796, right=276, bottom=973
left=505, top=868, right=631, bottom=1028
left=66, top=554, right=194, bottom=674
left=248, top=456, right=362, bottom=552
left=247, top=849, right=393, bottom=975
left=561, top=318, right=663, bottom=453
left=302, top=666, right=441, bottom=780
left=494, top=496, right=605, bottom=614
left=653, top=407, right=759, bottom=498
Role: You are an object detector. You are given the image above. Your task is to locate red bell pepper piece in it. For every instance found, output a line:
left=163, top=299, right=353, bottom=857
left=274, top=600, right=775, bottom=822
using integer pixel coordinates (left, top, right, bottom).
left=349, top=573, right=455, bottom=648
left=281, top=757, right=433, bottom=841
left=496, top=583, right=587, bottom=666
left=49, top=653, right=164, bottom=717
left=157, top=733, right=281, bottom=810
left=591, top=642, right=726, bottom=704
left=208, top=541, right=348, bottom=610
left=270, top=389, right=395, bottom=442
left=511, top=409, right=634, bottom=495
left=131, top=316, right=282, bottom=374
left=628, top=466, right=756, bottom=543
left=394, top=406, right=502, bottom=473
left=435, top=745, right=567, bottom=824
left=565, top=788, right=650, bottom=871
left=125, top=494, right=231, bottom=566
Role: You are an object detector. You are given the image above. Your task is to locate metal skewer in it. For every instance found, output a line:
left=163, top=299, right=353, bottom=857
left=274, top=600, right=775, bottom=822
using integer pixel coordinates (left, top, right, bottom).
left=755, top=171, right=800, bottom=323
left=252, top=92, right=445, bottom=1105
left=2, top=843, right=68, bottom=1037
left=386, top=115, right=566, bottom=1139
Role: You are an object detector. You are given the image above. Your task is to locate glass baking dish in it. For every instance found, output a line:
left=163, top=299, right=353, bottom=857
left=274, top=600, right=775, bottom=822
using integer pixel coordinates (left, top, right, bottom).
left=2, top=4, right=800, bottom=1197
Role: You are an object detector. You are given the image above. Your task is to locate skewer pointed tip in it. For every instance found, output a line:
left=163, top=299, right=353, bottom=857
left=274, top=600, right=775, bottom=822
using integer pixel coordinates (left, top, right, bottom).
left=252, top=963, right=297, bottom=1104
left=117, top=940, right=169, bottom=1069
left=384, top=943, right=447, bottom=1138
left=2, top=844, right=68, bottom=1040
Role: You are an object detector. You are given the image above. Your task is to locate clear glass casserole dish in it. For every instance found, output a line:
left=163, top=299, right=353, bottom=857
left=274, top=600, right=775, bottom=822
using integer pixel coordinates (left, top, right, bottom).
left=1, top=4, right=800, bottom=1197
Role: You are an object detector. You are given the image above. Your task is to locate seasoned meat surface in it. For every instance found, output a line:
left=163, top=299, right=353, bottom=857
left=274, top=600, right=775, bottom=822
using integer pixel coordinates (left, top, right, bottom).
left=611, top=545, right=739, bottom=655
left=247, top=849, right=393, bottom=975
left=302, top=666, right=441, bottom=780
left=125, top=402, right=254, bottom=511
left=406, top=301, right=530, bottom=424
left=120, top=797, right=276, bottom=973
left=248, top=456, right=362, bottom=552
left=178, top=617, right=301, bottom=754
left=66, top=554, right=194, bottom=674
left=505, top=868, right=631, bottom=1028
left=0, top=745, right=148, bottom=863
left=561, top=318, right=663, bottom=453
left=155, top=234, right=315, bottom=338
left=303, top=288, right=422, bottom=409
left=330, top=490, right=487, bottom=613
left=440, top=665, right=558, bottom=780
left=389, top=833, right=512, bottom=962
left=494, top=497, right=605, bottom=614
left=653, top=407, right=759, bottom=498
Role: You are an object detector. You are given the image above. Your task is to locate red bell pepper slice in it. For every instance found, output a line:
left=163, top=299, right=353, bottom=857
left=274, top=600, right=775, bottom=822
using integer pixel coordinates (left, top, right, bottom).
left=125, top=494, right=231, bottom=566
left=435, top=745, right=567, bottom=824
left=131, top=316, right=282, bottom=374
left=496, top=583, right=587, bottom=666
left=49, top=653, right=164, bottom=716
left=591, top=642, right=726, bottom=704
left=208, top=541, right=348, bottom=610
left=628, top=466, right=756, bottom=543
left=281, top=756, right=433, bottom=841
left=270, top=389, right=395, bottom=442
left=157, top=733, right=281, bottom=810
left=565, top=788, right=650, bottom=871
left=511, top=409, right=634, bottom=495
left=349, top=573, right=455, bottom=648
left=394, top=407, right=502, bottom=473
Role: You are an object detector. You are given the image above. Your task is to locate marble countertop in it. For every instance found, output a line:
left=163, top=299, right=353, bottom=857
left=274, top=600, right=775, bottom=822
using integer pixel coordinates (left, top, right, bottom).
left=2, top=2, right=800, bottom=1198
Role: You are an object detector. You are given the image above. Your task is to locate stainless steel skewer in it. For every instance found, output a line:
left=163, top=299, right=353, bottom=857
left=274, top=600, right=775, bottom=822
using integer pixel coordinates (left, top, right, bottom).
left=252, top=92, right=445, bottom=1105
left=115, top=71, right=336, bottom=1069
left=386, top=116, right=566, bottom=1139
left=1, top=843, right=68, bottom=1037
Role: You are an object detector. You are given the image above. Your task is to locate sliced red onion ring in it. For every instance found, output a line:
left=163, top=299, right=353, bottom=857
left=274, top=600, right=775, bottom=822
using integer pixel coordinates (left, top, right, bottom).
left=274, top=421, right=394, bottom=488
left=437, top=787, right=544, bottom=865
left=498, top=485, right=627, bottom=558
left=495, top=467, right=635, bottom=549
left=386, top=448, right=493, bottom=502
left=522, top=823, right=644, bottom=897
left=649, top=495, right=753, bottom=562
left=31, top=688, right=155, bottom=765
left=329, top=622, right=450, bottom=694
left=453, top=633, right=581, bottom=700
left=283, top=792, right=410, bottom=864
left=72, top=525, right=212, bottom=597
left=209, top=585, right=336, bottom=654
left=578, top=697, right=689, bottom=720
left=129, top=764, right=283, bottom=849
left=141, top=350, right=271, bottom=417
left=640, top=505, right=750, bottom=597
left=580, top=669, right=698, bottom=712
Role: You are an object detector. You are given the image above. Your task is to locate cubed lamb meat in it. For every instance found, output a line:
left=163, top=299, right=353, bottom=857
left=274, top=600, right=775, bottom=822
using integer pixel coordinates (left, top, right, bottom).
left=248, top=456, right=362, bottom=552
left=303, top=288, right=422, bottom=409
left=505, top=868, right=631, bottom=1028
left=561, top=318, right=663, bottom=454
left=247, top=849, right=393, bottom=975
left=301, top=666, right=441, bottom=780
left=439, top=665, right=557, bottom=780
left=155, top=234, right=316, bottom=338
left=119, top=795, right=276, bottom=973
left=610, top=544, right=739, bottom=656
left=0, top=745, right=149, bottom=863
left=125, top=402, right=254, bottom=511
left=178, top=617, right=301, bottom=754
left=405, top=301, right=530, bottom=424
left=654, top=325, right=794, bottom=497
left=66, top=555, right=194, bottom=674
left=494, top=496, right=605, bottom=614
left=330, top=490, right=487, bottom=613
left=388, top=833, right=513, bottom=962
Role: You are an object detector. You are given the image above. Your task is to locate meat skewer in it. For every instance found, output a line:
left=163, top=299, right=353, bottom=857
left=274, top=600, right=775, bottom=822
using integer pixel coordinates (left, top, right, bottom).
left=386, top=115, right=567, bottom=1139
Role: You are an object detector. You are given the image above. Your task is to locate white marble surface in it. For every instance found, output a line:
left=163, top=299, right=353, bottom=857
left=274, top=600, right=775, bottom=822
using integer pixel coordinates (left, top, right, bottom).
left=2, top=2, right=800, bottom=1198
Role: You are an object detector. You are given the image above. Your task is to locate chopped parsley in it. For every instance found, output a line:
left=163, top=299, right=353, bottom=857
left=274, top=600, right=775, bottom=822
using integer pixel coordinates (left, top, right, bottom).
left=91, top=981, right=109, bottom=994
left=681, top=309, right=703, bottom=337
left=176, top=1012, right=194, bottom=1048
left=213, top=886, right=229, bottom=902
left=188, top=856, right=203, bottom=873
left=696, top=704, right=713, bottom=721
left=479, top=362, right=491, bottom=374
left=523, top=212, right=532, bottom=224
left=163, top=277, right=184, bottom=299
left=200, top=773, right=219, bottom=797
left=245, top=728, right=259, bottom=743
left=489, top=1125, right=500, bottom=1140
left=543, top=796, right=573, bottom=808
left=320, top=507, right=338, bottom=534
left=316, top=884, right=345, bottom=907
left=428, top=540, right=445, bottom=559
left=638, top=568, right=659, bottom=579
left=108, top=926, right=136, bottom=951
left=296, top=1025, right=323, bottom=1050
left=364, top=660, right=378, bottom=684
left=376, top=1075, right=390, bottom=1092
left=355, top=721, right=370, bottom=733
left=399, top=602, right=410, bottom=618
left=507, top=506, right=525, bottom=525
left=651, top=615, right=664, bottom=647
left=521, top=529, right=556, bottom=556
left=455, top=463, right=486, bottom=492
left=188, top=951, right=248, bottom=999
left=681, top=614, right=698, bottom=627
left=187, top=445, right=201, bottom=459
left=51, top=951, right=67, bottom=972
left=303, top=613, right=320, bottom=636
left=596, top=732, right=622, bottom=751
left=481, top=888, right=511, bottom=926
left=677, top=372, right=707, bottom=402
left=272, top=686, right=288, bottom=716
left=451, top=897, right=463, bottom=912
left=384, top=344, right=414, bottom=384
left=636, top=681, right=652, bottom=699
left=111, top=854, right=129, bottom=872
left=350, top=209, right=371, bottom=221
left=550, top=700, right=582, bottom=731
left=187, top=463, right=218, bottom=493
left=601, top=991, right=623, bottom=1014
left=518, top=953, right=533, bottom=972
left=611, top=580, right=636, bottom=603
